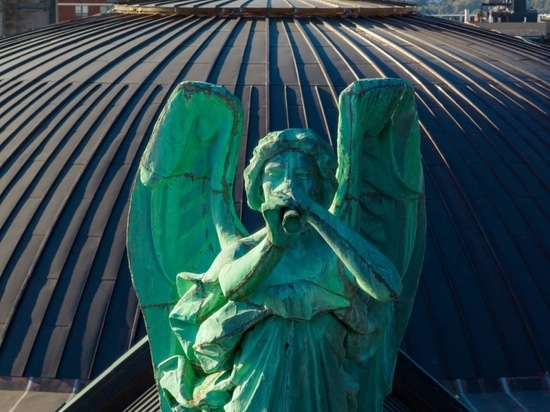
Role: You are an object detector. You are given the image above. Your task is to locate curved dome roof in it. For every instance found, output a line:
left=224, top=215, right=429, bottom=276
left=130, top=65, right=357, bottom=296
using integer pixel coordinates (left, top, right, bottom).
left=1, top=2, right=549, bottom=394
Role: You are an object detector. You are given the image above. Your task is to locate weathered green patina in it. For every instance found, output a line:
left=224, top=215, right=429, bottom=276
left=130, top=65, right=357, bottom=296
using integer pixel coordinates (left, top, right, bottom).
left=128, top=79, right=425, bottom=411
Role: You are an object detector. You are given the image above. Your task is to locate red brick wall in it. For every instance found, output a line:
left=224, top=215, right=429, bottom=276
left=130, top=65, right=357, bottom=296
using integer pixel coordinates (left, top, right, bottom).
left=57, top=3, right=106, bottom=22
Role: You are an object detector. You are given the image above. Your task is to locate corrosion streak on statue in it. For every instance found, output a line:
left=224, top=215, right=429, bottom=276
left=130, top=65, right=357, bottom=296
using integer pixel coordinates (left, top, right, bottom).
left=128, top=79, right=426, bottom=412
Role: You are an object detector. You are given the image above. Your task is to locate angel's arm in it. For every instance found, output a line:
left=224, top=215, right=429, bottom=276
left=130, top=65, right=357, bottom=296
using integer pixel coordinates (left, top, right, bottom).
left=305, top=199, right=402, bottom=302
left=215, top=231, right=285, bottom=302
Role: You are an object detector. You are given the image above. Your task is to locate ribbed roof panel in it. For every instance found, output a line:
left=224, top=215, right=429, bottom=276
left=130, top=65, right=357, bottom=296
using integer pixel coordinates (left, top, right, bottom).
left=115, top=0, right=416, bottom=17
left=1, top=9, right=549, bottom=388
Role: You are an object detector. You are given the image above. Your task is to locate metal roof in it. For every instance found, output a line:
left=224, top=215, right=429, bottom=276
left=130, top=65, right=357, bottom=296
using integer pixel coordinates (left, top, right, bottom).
left=1, top=2, right=549, bottom=408
left=57, top=339, right=467, bottom=412
left=114, top=0, right=416, bottom=17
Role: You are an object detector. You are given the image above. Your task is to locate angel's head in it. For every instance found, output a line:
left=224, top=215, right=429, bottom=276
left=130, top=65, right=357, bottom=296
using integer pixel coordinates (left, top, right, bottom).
left=244, top=129, right=338, bottom=211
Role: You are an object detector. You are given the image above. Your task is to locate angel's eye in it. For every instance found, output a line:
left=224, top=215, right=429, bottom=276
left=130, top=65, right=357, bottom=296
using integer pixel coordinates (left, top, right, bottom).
left=294, top=169, right=311, bottom=180
left=264, top=165, right=284, bottom=180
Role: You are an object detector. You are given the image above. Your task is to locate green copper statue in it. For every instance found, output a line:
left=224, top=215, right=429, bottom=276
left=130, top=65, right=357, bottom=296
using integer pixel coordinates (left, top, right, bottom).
left=128, top=79, right=425, bottom=411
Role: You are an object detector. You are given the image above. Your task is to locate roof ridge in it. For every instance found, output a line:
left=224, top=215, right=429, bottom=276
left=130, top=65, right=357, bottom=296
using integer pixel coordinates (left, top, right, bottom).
left=114, top=0, right=417, bottom=17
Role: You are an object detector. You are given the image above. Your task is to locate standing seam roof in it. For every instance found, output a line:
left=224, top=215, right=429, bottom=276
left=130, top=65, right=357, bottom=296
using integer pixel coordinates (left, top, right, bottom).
left=0, top=5, right=549, bottom=396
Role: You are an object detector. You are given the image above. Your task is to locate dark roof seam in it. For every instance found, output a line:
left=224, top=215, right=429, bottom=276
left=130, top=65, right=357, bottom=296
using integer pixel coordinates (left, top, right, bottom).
left=341, top=18, right=549, bottom=291
left=415, top=83, right=549, bottom=375
left=411, top=232, right=454, bottom=379
left=85, top=85, right=166, bottom=378
left=377, top=17, right=550, bottom=121
left=15, top=85, right=133, bottom=377
left=294, top=18, right=337, bottom=141
left=0, top=15, right=164, bottom=82
left=419, top=16, right=550, bottom=64
left=421, top=131, right=486, bottom=378
left=322, top=17, right=386, bottom=79
left=0, top=81, right=53, bottom=155
left=42, top=86, right=151, bottom=378
left=373, top=20, right=550, bottom=226
left=282, top=19, right=309, bottom=128
left=0, top=15, right=128, bottom=71
left=373, top=21, right=550, bottom=326
left=419, top=118, right=515, bottom=377
left=0, top=82, right=104, bottom=292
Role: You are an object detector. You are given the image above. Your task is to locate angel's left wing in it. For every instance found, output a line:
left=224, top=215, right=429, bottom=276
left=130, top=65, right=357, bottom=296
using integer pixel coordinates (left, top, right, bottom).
left=332, top=78, right=426, bottom=410
left=127, top=82, right=247, bottom=411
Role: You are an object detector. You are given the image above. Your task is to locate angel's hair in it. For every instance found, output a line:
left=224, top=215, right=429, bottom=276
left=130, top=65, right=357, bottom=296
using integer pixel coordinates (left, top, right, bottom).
left=244, top=128, right=338, bottom=211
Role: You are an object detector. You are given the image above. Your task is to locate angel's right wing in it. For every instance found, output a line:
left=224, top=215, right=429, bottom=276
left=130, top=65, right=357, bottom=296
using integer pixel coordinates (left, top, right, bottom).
left=127, top=82, right=247, bottom=411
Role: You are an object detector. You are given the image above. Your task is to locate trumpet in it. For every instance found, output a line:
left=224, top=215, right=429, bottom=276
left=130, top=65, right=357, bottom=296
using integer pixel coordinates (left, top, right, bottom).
left=281, top=208, right=302, bottom=234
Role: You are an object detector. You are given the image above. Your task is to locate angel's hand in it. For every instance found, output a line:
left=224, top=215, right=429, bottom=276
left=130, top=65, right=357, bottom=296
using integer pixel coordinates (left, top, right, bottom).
left=261, top=195, right=305, bottom=248
left=279, top=187, right=318, bottom=214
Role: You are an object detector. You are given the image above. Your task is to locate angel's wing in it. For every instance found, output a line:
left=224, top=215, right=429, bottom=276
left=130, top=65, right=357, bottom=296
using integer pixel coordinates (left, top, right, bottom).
left=332, top=78, right=426, bottom=409
left=127, top=82, right=247, bottom=411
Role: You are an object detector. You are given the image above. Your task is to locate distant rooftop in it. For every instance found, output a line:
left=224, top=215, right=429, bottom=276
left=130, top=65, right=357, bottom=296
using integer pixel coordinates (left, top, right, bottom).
left=114, top=0, right=417, bottom=17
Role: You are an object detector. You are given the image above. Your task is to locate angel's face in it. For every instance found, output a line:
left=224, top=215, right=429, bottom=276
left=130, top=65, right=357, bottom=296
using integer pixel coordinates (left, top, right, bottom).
left=261, top=151, right=319, bottom=201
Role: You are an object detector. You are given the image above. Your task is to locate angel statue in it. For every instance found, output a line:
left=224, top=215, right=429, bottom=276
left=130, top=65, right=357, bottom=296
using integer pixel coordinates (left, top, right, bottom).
left=128, top=79, right=425, bottom=412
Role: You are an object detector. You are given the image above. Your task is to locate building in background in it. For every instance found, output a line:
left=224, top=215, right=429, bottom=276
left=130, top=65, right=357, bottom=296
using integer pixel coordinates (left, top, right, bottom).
left=0, top=0, right=55, bottom=35
left=0, top=0, right=113, bottom=35
left=56, top=0, right=113, bottom=23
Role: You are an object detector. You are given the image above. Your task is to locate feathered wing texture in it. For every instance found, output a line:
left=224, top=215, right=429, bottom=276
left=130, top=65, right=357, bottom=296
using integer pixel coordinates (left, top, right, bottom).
left=333, top=79, right=426, bottom=410
left=127, top=82, right=247, bottom=411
